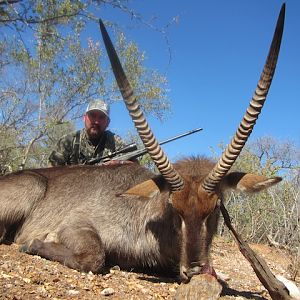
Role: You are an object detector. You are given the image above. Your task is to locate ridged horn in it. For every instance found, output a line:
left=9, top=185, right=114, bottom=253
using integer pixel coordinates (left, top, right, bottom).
left=99, top=20, right=184, bottom=191
left=202, top=4, right=285, bottom=193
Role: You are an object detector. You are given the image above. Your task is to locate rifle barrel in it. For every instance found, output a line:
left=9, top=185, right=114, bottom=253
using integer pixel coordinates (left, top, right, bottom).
left=159, top=128, right=203, bottom=146
left=122, top=127, right=203, bottom=160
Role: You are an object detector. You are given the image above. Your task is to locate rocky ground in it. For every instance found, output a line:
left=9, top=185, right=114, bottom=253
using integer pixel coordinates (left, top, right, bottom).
left=0, top=237, right=299, bottom=300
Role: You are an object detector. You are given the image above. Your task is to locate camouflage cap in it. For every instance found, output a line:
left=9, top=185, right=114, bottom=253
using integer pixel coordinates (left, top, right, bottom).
left=86, top=99, right=110, bottom=118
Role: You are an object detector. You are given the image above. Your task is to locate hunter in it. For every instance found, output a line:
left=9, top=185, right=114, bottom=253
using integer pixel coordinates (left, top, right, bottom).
left=49, top=99, right=128, bottom=166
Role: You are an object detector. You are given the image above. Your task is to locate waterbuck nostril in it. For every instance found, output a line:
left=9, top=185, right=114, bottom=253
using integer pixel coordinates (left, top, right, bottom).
left=180, top=267, right=190, bottom=283
left=180, top=265, right=202, bottom=283
left=190, top=265, right=202, bottom=275
left=184, top=265, right=202, bottom=279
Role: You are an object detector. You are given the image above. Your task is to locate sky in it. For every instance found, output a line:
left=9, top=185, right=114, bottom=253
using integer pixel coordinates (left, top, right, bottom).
left=88, top=1, right=300, bottom=160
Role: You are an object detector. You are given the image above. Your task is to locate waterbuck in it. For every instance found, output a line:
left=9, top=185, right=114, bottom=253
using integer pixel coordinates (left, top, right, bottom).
left=0, top=5, right=284, bottom=284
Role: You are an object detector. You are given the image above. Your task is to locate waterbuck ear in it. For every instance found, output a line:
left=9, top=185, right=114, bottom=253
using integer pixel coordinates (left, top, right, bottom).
left=118, top=175, right=169, bottom=198
left=223, top=172, right=282, bottom=193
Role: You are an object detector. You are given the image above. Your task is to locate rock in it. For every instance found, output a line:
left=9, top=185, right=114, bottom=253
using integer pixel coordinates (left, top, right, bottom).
left=110, top=265, right=120, bottom=273
left=22, top=277, right=31, bottom=283
left=100, top=287, right=115, bottom=296
left=276, top=275, right=300, bottom=300
left=216, top=271, right=230, bottom=282
left=36, top=286, right=48, bottom=297
left=174, top=274, right=222, bottom=300
left=67, top=289, right=80, bottom=296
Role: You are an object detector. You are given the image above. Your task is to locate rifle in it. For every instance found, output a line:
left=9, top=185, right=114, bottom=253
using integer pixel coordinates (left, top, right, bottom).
left=86, top=128, right=203, bottom=165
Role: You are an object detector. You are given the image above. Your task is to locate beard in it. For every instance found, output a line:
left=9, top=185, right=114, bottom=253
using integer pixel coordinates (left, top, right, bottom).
left=86, top=126, right=104, bottom=141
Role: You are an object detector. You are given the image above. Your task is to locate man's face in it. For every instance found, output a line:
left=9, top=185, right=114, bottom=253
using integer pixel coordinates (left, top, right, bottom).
left=84, top=110, right=110, bottom=140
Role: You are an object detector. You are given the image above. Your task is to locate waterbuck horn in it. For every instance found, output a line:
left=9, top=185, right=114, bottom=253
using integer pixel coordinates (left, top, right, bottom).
left=99, top=20, right=184, bottom=191
left=201, top=4, right=285, bottom=193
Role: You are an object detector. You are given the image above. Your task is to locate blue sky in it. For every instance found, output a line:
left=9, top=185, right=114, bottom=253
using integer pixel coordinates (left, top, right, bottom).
left=92, top=1, right=299, bottom=160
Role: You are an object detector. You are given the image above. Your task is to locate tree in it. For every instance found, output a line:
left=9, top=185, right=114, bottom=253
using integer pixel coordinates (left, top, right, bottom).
left=0, top=0, right=170, bottom=172
left=0, top=125, right=21, bottom=174
left=216, top=136, right=300, bottom=279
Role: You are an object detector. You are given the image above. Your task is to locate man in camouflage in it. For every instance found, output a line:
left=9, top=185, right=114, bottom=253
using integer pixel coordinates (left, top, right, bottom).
left=49, top=99, right=127, bottom=166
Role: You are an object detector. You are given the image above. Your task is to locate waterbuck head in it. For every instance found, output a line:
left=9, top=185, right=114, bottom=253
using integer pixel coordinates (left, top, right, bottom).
left=99, top=4, right=285, bottom=282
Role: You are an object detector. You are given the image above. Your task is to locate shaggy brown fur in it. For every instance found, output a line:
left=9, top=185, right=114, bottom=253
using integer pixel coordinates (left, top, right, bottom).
left=0, top=157, right=280, bottom=282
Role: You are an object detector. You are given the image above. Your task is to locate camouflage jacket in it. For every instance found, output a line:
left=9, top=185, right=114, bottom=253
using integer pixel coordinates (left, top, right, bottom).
left=49, top=129, right=126, bottom=166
